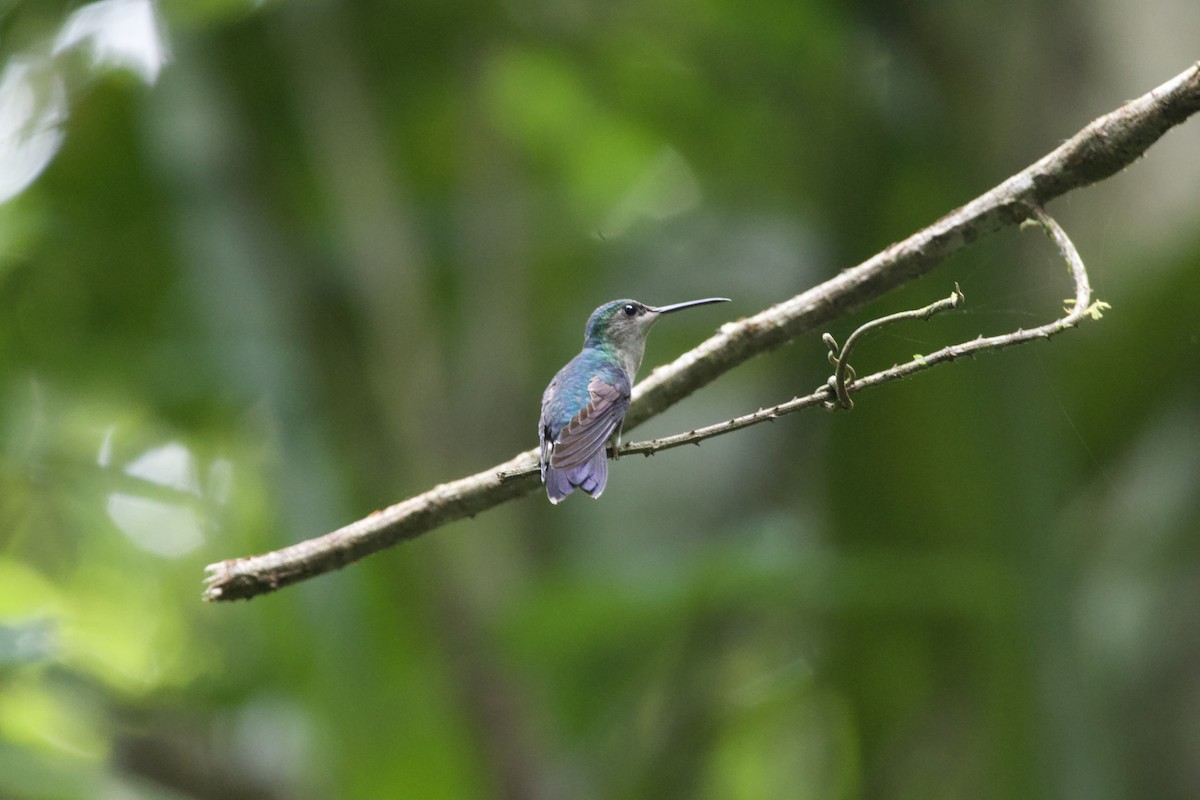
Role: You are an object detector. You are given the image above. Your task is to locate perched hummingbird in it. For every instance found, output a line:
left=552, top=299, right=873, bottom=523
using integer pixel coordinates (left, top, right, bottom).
left=539, top=297, right=731, bottom=504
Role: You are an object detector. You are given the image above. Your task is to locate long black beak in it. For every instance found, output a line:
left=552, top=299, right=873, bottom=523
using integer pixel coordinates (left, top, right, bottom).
left=652, top=297, right=731, bottom=314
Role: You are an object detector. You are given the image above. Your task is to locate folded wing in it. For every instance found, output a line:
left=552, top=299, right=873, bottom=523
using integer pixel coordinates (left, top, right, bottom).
left=542, top=374, right=631, bottom=503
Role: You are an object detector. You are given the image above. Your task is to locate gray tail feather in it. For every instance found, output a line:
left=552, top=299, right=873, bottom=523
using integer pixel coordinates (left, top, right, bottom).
left=545, top=449, right=608, bottom=504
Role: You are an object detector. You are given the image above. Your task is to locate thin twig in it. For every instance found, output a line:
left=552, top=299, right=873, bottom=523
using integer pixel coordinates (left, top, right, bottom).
left=203, top=63, right=1200, bottom=602
left=624, top=207, right=1099, bottom=456
left=496, top=208, right=1096, bottom=468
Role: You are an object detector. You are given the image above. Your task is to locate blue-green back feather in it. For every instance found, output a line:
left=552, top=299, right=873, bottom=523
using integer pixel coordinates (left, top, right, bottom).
left=539, top=348, right=631, bottom=503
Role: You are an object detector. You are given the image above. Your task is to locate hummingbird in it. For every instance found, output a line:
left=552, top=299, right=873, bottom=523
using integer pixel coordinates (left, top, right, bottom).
left=539, top=297, right=731, bottom=504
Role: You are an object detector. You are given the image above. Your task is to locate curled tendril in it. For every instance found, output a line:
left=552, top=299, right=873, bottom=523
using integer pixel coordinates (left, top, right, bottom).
left=821, top=283, right=966, bottom=411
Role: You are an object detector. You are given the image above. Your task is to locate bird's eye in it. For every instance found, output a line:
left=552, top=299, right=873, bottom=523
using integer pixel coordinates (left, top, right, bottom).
left=622, top=304, right=638, bottom=317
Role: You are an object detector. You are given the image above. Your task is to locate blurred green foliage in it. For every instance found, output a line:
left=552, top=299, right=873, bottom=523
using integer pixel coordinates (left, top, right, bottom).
left=2, top=0, right=1199, bottom=798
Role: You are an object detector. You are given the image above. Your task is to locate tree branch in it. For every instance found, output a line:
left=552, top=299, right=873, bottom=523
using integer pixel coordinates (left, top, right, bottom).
left=496, top=207, right=1096, bottom=466
left=203, top=62, right=1200, bottom=603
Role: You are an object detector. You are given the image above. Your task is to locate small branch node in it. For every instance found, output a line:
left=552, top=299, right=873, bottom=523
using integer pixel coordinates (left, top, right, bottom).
left=1086, top=299, right=1112, bottom=320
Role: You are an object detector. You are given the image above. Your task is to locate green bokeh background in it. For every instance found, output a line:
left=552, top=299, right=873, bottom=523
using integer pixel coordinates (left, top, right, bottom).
left=2, top=1, right=1199, bottom=798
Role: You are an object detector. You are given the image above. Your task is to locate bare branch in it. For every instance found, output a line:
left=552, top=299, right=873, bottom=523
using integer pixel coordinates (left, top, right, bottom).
left=203, top=62, right=1200, bottom=603
left=498, top=207, right=1096, bottom=464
